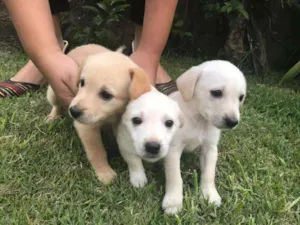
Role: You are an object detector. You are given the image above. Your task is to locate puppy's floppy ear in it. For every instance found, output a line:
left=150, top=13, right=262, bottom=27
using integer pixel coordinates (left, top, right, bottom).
left=176, top=66, right=201, bottom=101
left=129, top=68, right=152, bottom=100
left=76, top=61, right=84, bottom=88
left=179, top=110, right=185, bottom=128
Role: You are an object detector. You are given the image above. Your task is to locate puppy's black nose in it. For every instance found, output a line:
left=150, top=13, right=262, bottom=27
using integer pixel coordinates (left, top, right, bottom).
left=145, top=142, right=161, bottom=155
left=69, top=106, right=82, bottom=119
left=224, top=117, right=238, bottom=128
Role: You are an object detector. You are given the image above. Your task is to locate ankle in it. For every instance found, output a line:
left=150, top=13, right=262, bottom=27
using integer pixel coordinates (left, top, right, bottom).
left=155, top=75, right=172, bottom=84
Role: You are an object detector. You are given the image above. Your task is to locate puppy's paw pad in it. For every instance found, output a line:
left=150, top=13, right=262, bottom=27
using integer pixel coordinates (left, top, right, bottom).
left=96, top=167, right=117, bottom=184
left=162, top=193, right=183, bottom=215
left=130, top=171, right=148, bottom=188
left=201, top=187, right=221, bottom=207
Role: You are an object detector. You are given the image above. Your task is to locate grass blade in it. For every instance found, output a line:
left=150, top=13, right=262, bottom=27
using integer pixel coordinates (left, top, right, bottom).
left=279, top=60, right=300, bottom=84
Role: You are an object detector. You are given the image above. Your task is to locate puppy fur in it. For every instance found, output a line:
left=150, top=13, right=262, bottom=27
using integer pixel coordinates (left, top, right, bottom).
left=46, top=44, right=151, bottom=184
left=116, top=87, right=184, bottom=188
left=161, top=60, right=247, bottom=214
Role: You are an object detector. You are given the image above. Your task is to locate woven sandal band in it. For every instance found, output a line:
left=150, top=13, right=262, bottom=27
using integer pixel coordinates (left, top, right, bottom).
left=155, top=80, right=178, bottom=96
left=0, top=80, right=40, bottom=97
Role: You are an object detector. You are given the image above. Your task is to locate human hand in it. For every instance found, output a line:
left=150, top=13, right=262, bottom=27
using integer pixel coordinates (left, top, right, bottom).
left=38, top=52, right=79, bottom=108
left=130, top=50, right=159, bottom=85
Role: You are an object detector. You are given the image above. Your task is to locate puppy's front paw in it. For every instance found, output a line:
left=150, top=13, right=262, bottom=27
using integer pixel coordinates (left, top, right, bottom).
left=96, top=166, right=117, bottom=184
left=44, top=106, right=62, bottom=123
left=44, top=114, right=61, bottom=123
left=201, top=186, right=221, bottom=206
left=162, top=192, right=183, bottom=215
left=130, top=170, right=148, bottom=188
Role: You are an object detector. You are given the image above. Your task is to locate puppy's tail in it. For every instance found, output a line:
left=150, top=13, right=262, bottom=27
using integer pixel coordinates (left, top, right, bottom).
left=115, top=45, right=126, bottom=54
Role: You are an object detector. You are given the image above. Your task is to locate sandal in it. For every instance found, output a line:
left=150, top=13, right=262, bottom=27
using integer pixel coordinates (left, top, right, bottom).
left=0, top=41, right=69, bottom=98
left=0, top=80, right=40, bottom=97
left=131, top=41, right=178, bottom=96
left=155, top=80, right=178, bottom=96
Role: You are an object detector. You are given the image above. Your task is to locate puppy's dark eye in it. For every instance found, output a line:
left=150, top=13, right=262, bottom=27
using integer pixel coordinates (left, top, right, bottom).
left=165, top=120, right=174, bottom=128
left=80, top=79, right=85, bottom=87
left=99, top=90, right=113, bottom=101
left=211, top=90, right=222, bottom=98
left=132, top=117, right=142, bottom=125
left=239, top=95, right=244, bottom=102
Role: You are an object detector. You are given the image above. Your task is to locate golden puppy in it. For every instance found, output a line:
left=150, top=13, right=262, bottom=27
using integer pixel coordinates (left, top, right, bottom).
left=46, top=44, right=151, bottom=184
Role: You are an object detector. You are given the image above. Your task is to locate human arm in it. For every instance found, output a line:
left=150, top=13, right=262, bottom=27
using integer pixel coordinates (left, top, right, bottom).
left=3, top=0, right=78, bottom=107
left=130, top=0, right=178, bottom=84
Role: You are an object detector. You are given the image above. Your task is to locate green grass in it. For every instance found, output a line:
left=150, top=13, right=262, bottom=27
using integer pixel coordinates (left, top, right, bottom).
left=1, top=51, right=300, bottom=225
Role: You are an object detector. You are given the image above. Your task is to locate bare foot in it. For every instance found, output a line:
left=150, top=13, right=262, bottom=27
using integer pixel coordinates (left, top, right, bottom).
left=156, top=65, right=172, bottom=84
left=10, top=60, right=47, bottom=86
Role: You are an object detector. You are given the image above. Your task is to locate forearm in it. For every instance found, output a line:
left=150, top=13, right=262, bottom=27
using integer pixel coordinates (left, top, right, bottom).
left=139, top=0, right=178, bottom=59
left=3, top=0, right=61, bottom=64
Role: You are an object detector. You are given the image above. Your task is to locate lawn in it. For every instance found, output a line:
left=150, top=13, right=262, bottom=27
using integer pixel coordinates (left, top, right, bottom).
left=0, top=50, right=299, bottom=225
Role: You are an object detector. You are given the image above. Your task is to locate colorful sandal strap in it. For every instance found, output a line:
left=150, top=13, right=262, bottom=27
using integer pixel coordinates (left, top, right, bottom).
left=155, top=80, right=178, bottom=96
left=0, top=80, right=40, bottom=98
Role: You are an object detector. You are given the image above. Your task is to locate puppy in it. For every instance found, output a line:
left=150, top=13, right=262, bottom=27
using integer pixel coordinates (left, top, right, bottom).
left=116, top=87, right=184, bottom=188
left=46, top=44, right=151, bottom=184
left=162, top=60, right=247, bottom=214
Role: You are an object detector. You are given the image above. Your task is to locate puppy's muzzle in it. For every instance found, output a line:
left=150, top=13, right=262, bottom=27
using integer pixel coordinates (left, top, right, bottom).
left=224, top=117, right=238, bottom=128
left=145, top=141, right=161, bottom=155
left=69, top=106, right=82, bottom=119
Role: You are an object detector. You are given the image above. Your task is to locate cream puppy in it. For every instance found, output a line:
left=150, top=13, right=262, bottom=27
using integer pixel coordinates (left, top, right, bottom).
left=162, top=60, right=247, bottom=214
left=46, top=44, right=151, bottom=184
left=117, top=87, right=184, bottom=188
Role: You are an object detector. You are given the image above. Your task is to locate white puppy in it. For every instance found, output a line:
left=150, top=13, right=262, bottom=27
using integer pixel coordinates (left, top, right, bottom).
left=162, top=60, right=247, bottom=214
left=117, top=88, right=184, bottom=188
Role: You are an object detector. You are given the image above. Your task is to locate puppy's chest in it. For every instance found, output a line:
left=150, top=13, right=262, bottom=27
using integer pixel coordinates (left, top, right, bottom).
left=183, top=126, right=206, bottom=151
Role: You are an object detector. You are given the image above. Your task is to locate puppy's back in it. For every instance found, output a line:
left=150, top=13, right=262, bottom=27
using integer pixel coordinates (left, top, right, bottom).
left=67, top=44, right=110, bottom=67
